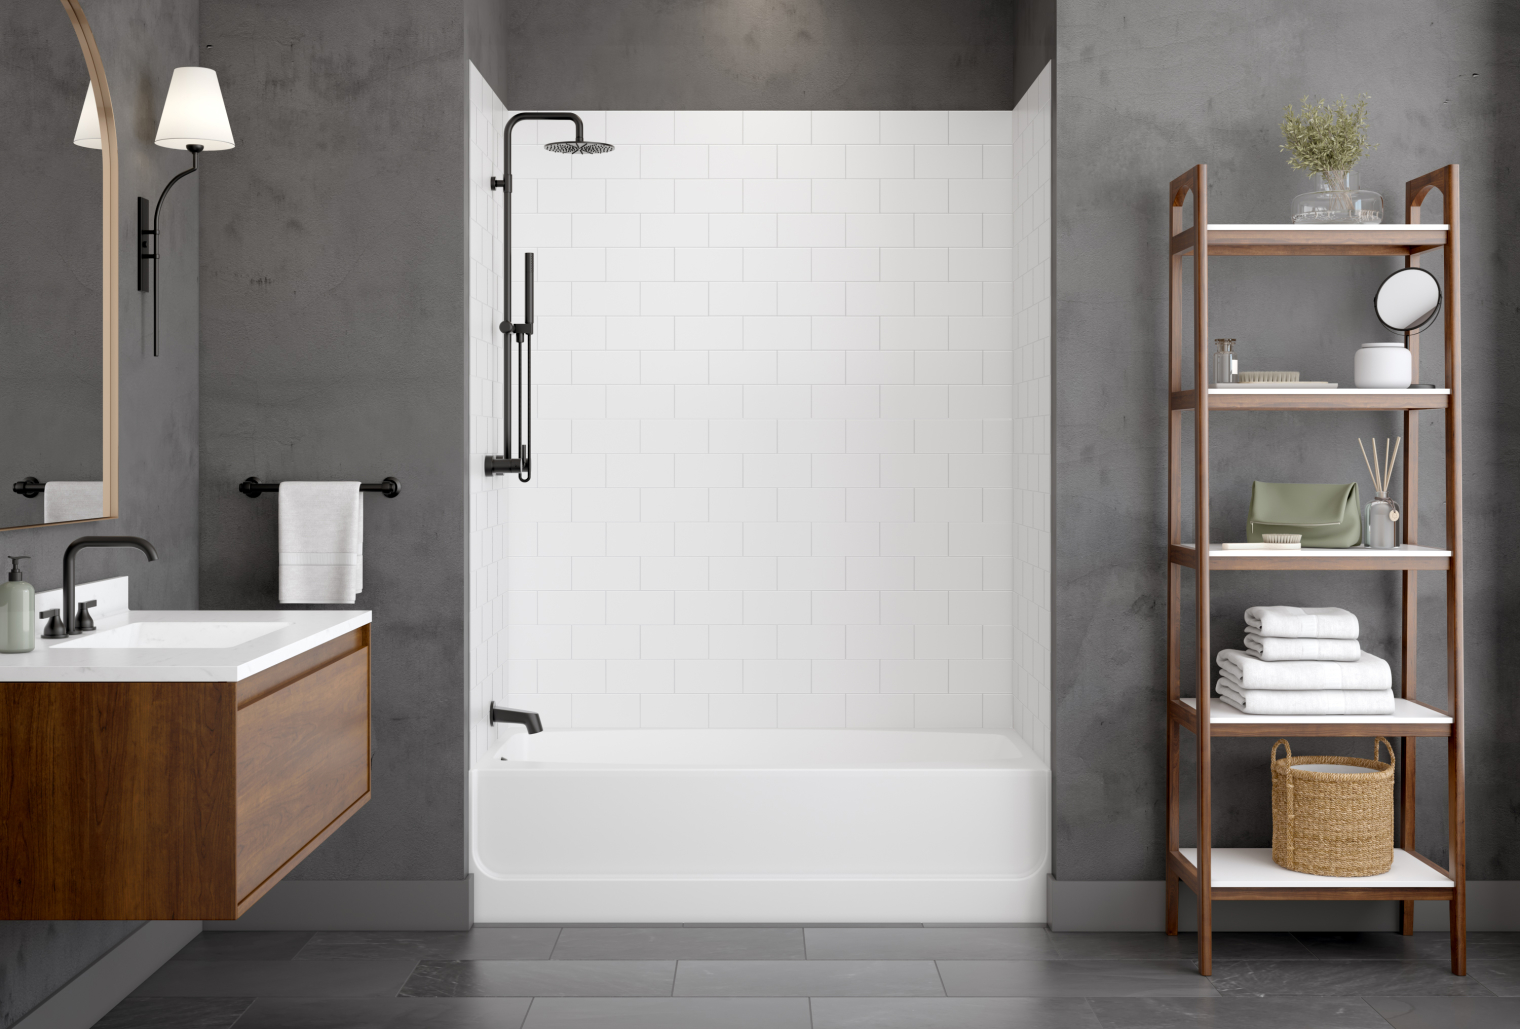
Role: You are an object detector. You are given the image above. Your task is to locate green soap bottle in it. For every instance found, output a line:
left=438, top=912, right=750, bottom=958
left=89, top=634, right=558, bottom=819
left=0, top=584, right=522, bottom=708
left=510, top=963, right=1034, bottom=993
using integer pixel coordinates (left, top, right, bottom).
left=1, top=556, right=36, bottom=654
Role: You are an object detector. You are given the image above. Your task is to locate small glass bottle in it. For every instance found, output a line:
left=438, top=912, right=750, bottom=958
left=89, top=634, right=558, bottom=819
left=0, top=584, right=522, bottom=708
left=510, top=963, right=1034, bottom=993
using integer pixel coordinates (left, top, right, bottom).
left=1364, top=491, right=1401, bottom=549
left=1211, top=338, right=1238, bottom=386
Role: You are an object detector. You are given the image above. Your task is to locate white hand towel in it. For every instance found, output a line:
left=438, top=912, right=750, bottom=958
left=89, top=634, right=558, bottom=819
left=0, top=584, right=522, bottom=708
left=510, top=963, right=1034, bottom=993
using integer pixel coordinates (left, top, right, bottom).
left=43, top=481, right=103, bottom=523
left=1244, top=605, right=1359, bottom=640
left=1244, top=632, right=1362, bottom=663
left=1216, top=682, right=1395, bottom=716
left=1216, top=649, right=1391, bottom=691
left=278, top=482, right=362, bottom=604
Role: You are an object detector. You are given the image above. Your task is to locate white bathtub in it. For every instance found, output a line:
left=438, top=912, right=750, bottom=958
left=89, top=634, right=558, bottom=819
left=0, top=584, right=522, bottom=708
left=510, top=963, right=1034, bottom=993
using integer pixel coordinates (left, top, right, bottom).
left=470, top=728, right=1049, bottom=924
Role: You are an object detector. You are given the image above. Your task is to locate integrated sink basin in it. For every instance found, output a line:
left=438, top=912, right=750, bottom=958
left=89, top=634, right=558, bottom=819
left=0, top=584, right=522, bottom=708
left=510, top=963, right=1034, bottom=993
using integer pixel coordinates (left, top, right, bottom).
left=52, top=621, right=290, bottom=649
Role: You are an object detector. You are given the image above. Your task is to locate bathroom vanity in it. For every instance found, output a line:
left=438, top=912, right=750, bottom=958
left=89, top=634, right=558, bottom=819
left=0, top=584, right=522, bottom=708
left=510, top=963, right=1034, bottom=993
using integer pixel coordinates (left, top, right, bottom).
left=0, top=588, right=371, bottom=920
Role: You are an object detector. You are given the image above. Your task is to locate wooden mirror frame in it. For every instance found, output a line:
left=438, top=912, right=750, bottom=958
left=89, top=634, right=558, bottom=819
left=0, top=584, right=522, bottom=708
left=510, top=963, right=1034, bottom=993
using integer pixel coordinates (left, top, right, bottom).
left=3, top=1, right=119, bottom=532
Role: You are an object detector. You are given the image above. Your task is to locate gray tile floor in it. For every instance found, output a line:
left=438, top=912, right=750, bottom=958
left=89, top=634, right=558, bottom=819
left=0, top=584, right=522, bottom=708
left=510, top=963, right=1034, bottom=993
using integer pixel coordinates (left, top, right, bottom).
left=91, top=927, right=1520, bottom=1028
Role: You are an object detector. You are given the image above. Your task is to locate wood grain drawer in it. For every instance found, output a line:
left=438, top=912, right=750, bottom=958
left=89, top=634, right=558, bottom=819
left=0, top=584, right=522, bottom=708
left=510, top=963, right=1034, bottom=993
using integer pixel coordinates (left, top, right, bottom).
left=0, top=626, right=370, bottom=920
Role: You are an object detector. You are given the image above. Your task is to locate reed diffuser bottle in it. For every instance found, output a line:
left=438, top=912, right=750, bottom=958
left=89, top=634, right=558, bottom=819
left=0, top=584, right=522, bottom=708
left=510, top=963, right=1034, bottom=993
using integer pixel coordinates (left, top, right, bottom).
left=1211, top=338, right=1239, bottom=386
left=1359, top=437, right=1402, bottom=549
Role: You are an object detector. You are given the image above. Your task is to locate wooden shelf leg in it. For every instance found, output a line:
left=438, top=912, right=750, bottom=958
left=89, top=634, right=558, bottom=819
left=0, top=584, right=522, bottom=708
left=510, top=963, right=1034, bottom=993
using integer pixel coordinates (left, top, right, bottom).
left=1166, top=874, right=1179, bottom=937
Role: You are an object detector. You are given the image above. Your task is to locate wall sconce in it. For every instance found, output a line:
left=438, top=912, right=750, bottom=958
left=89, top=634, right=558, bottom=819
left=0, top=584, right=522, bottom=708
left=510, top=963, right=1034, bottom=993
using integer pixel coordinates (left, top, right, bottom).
left=139, top=67, right=235, bottom=357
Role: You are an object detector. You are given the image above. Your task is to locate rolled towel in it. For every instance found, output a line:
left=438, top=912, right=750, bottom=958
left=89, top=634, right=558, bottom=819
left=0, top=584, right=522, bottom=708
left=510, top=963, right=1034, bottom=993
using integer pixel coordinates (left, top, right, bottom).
left=1216, top=682, right=1395, bottom=716
left=1216, top=649, right=1391, bottom=691
left=1244, top=605, right=1358, bottom=640
left=1244, top=632, right=1361, bottom=663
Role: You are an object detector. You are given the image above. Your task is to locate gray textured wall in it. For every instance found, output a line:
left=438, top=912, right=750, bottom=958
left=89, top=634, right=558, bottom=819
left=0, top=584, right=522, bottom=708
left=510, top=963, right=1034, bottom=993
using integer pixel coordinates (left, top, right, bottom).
left=1054, top=0, right=1517, bottom=881
left=197, top=0, right=469, bottom=882
left=0, top=0, right=200, bottom=1024
left=493, top=0, right=1015, bottom=109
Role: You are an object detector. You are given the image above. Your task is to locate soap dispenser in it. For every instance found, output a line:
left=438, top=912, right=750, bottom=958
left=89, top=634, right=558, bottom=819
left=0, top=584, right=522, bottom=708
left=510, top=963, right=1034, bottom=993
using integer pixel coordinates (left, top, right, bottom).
left=1, top=556, right=36, bottom=654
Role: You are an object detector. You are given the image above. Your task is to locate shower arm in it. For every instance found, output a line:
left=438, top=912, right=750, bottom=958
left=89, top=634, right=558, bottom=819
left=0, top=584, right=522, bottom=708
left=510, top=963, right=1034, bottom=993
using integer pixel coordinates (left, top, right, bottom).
left=484, top=112, right=587, bottom=480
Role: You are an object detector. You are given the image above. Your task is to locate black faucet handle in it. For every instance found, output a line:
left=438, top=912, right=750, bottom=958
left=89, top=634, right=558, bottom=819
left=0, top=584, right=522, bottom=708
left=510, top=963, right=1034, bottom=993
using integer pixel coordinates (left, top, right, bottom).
left=39, top=609, right=66, bottom=639
left=75, top=599, right=98, bottom=632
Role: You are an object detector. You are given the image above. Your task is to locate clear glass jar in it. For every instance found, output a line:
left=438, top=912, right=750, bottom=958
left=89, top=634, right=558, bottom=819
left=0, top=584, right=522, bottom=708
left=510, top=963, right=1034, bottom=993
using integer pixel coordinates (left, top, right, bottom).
left=1364, top=491, right=1401, bottom=549
left=1291, top=170, right=1384, bottom=224
left=1211, top=338, right=1238, bottom=386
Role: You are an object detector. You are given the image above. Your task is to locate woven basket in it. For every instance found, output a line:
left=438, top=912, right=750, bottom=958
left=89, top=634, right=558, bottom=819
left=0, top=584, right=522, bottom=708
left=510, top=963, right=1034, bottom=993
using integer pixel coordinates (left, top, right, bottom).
left=1271, top=737, right=1395, bottom=877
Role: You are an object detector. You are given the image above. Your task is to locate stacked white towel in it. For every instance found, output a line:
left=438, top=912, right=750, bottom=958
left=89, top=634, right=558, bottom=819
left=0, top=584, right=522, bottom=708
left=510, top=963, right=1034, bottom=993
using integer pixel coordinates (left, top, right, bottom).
left=1217, top=606, right=1394, bottom=716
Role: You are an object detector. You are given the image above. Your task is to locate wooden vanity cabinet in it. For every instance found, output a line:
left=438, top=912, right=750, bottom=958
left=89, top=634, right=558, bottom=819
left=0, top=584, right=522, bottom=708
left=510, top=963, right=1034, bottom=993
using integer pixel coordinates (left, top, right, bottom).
left=0, top=626, right=370, bottom=919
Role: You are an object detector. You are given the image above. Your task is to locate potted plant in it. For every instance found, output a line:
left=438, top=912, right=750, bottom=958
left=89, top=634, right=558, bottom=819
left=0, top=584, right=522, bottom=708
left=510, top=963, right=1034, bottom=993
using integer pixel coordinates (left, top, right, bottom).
left=1280, top=94, right=1382, bottom=224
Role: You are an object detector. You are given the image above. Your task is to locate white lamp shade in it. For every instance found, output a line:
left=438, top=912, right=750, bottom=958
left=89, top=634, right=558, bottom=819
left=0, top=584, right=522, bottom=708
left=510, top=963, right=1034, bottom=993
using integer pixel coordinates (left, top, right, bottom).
left=74, top=82, right=101, bottom=149
left=155, top=67, right=234, bottom=151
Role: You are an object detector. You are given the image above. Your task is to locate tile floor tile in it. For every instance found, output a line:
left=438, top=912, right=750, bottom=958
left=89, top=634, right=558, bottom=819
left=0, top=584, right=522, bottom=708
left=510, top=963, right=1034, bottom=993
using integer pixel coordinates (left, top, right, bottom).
left=551, top=927, right=804, bottom=960
left=1087, top=994, right=1391, bottom=1028
left=811, top=996, right=1103, bottom=1028
left=1049, top=933, right=1311, bottom=961
left=673, top=959, right=945, bottom=997
left=131, top=960, right=419, bottom=998
left=1293, top=932, right=1453, bottom=961
left=296, top=929, right=560, bottom=960
left=1210, top=959, right=1492, bottom=996
left=173, top=933, right=314, bottom=961
left=230, top=997, right=533, bottom=1028
left=936, top=959, right=1219, bottom=998
left=90, top=997, right=253, bottom=1029
left=1467, top=957, right=1520, bottom=996
left=522, top=997, right=812, bottom=1028
left=1365, top=995, right=1520, bottom=1028
left=805, top=928, right=1056, bottom=960
left=399, top=960, right=675, bottom=997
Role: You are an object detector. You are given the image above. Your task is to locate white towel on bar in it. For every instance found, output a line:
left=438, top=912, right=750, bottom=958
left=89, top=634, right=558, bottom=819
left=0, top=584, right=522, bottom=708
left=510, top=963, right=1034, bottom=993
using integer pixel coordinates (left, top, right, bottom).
left=278, top=482, right=362, bottom=604
left=1244, top=632, right=1362, bottom=663
left=1244, top=605, right=1359, bottom=639
left=1216, top=649, right=1391, bottom=691
left=43, top=481, right=102, bottom=523
left=1216, top=683, right=1395, bottom=716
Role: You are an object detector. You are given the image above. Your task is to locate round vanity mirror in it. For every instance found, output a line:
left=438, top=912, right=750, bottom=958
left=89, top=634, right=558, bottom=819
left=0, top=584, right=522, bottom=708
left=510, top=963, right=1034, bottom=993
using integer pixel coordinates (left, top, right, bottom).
left=1374, top=266, right=1442, bottom=336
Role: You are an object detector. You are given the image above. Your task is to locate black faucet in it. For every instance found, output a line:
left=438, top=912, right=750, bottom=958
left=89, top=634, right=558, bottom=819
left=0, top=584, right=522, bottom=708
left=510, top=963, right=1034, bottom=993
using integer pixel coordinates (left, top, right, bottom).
left=490, top=703, right=543, bottom=733
left=52, top=536, right=158, bottom=636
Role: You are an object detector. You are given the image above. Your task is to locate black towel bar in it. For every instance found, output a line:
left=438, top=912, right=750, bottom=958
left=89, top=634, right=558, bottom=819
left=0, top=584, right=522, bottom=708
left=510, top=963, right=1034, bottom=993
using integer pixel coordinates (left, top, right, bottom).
left=239, top=477, right=400, bottom=499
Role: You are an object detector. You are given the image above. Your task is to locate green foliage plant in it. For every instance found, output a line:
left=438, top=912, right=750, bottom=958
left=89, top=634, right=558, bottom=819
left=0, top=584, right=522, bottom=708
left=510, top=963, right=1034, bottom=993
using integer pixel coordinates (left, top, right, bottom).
left=1280, top=94, right=1376, bottom=180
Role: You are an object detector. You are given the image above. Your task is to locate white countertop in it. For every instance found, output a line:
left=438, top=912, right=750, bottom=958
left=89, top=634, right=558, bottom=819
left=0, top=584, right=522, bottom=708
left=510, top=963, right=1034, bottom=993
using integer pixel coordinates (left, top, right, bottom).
left=0, top=609, right=372, bottom=682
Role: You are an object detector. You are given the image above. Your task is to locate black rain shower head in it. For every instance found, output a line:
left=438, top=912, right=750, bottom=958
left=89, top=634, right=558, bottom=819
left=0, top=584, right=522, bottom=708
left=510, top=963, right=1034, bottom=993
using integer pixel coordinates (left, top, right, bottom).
left=545, top=139, right=614, bottom=154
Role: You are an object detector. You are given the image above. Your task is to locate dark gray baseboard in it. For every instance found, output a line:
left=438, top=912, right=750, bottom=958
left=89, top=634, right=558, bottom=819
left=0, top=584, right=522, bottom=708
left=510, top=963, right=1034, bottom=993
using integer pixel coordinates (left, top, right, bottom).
left=1048, top=875, right=1520, bottom=932
left=14, top=921, right=201, bottom=1029
left=203, top=877, right=473, bottom=931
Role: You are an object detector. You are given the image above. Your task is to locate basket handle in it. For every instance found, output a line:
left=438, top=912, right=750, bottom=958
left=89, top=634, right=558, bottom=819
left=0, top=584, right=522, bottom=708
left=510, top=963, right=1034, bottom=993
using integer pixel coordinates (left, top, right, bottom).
left=1271, top=738, right=1292, bottom=763
left=1374, top=736, right=1395, bottom=769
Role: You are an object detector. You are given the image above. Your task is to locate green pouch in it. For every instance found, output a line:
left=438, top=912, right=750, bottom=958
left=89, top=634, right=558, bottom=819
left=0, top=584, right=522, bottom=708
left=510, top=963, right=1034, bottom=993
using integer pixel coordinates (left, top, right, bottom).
left=1247, top=481, right=1361, bottom=548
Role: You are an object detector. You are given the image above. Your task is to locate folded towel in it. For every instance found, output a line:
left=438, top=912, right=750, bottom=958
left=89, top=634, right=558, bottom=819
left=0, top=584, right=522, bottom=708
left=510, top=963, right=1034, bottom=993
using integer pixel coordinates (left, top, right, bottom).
left=1244, top=605, right=1359, bottom=640
left=1217, top=683, right=1395, bottom=716
left=43, top=481, right=103, bottom=523
left=1216, top=649, right=1391, bottom=691
left=279, top=482, right=363, bottom=604
left=1244, top=632, right=1362, bottom=663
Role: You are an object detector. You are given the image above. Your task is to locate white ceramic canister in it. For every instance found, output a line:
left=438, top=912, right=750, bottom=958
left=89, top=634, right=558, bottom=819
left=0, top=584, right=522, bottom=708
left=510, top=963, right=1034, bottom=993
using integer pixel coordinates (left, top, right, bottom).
left=1354, top=342, right=1413, bottom=389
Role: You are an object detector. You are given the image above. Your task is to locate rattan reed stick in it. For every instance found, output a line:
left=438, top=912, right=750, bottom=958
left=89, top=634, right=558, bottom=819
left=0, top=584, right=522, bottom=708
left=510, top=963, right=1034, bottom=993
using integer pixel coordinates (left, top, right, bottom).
left=1359, top=438, right=1379, bottom=490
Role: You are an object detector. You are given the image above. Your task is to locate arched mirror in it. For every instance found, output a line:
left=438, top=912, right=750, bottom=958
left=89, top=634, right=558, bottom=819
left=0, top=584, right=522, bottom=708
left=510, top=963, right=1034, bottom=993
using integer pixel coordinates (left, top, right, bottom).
left=0, top=0, right=117, bottom=531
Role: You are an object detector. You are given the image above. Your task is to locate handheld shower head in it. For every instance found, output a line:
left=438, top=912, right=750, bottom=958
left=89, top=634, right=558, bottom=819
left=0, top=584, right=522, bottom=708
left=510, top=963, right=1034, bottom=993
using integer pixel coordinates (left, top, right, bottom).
left=544, top=139, right=614, bottom=155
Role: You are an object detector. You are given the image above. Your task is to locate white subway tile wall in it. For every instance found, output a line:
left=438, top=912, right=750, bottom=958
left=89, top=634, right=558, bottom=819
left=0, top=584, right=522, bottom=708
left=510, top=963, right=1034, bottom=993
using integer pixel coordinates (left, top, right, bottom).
left=468, top=78, right=1048, bottom=761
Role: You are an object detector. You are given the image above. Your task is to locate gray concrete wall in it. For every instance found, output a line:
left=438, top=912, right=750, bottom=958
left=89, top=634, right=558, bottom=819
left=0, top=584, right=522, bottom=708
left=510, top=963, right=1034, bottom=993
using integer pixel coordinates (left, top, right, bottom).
left=494, top=0, right=1015, bottom=109
left=197, top=0, right=469, bottom=883
left=0, top=0, right=201, bottom=1023
left=1054, top=0, right=1517, bottom=881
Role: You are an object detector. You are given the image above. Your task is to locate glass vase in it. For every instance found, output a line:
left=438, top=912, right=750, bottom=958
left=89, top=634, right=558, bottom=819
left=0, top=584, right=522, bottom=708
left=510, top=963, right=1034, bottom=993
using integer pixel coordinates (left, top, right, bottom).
left=1211, top=338, right=1238, bottom=386
left=1291, top=170, right=1384, bottom=225
left=1364, top=491, right=1401, bottom=549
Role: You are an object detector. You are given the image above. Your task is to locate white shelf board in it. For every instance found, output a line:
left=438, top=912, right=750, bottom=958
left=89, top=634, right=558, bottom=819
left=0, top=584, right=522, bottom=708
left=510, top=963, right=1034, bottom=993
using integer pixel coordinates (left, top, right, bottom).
left=1204, top=543, right=1452, bottom=559
left=1207, top=388, right=1450, bottom=396
left=1181, top=697, right=1451, bottom=727
left=1207, top=224, right=1449, bottom=231
left=1179, top=847, right=1452, bottom=889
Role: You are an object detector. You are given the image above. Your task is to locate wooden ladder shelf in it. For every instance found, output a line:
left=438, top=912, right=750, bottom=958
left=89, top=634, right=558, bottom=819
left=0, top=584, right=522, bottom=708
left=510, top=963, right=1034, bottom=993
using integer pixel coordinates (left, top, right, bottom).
left=1165, top=164, right=1464, bottom=976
